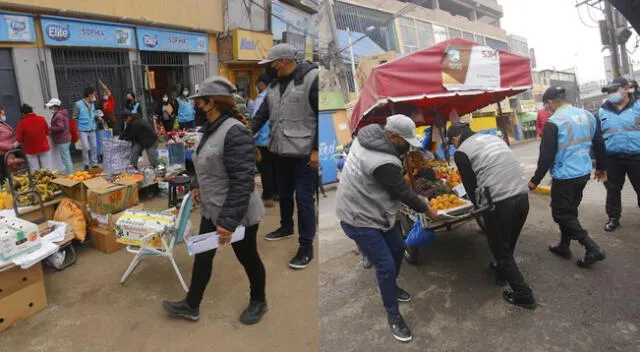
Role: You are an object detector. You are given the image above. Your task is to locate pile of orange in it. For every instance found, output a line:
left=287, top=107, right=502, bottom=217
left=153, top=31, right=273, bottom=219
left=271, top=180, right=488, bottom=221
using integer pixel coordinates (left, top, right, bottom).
left=67, top=171, right=94, bottom=182
left=447, top=170, right=462, bottom=188
left=118, top=173, right=144, bottom=182
left=429, top=194, right=466, bottom=211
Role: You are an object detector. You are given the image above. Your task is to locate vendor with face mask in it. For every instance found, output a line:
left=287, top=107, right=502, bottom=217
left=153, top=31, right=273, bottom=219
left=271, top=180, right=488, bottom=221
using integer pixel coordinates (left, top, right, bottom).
left=176, top=86, right=196, bottom=130
left=335, top=114, right=438, bottom=343
left=597, top=77, right=640, bottom=232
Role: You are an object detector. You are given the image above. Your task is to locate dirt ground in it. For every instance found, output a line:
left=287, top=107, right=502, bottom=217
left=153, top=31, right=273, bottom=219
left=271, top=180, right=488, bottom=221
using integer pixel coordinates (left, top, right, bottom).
left=1, top=195, right=318, bottom=351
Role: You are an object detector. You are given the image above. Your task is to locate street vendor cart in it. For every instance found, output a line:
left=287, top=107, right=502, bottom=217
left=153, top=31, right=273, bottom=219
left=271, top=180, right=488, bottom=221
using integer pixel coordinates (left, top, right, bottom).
left=350, top=37, right=533, bottom=264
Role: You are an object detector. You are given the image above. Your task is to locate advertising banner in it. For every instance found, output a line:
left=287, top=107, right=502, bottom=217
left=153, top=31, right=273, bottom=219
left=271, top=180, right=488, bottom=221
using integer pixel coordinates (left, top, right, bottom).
left=41, top=16, right=134, bottom=48
left=137, top=27, right=208, bottom=53
left=442, top=43, right=500, bottom=91
left=0, top=13, right=35, bottom=42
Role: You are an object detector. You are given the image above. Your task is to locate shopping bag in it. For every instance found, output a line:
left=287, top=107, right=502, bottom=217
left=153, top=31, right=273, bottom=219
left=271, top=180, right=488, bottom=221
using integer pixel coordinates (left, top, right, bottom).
left=102, top=137, right=132, bottom=175
left=405, top=218, right=437, bottom=248
left=167, top=143, right=186, bottom=166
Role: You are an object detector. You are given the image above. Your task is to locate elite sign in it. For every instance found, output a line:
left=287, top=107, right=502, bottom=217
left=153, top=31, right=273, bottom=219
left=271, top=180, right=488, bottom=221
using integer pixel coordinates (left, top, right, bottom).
left=136, top=27, right=208, bottom=53
left=40, top=16, right=135, bottom=49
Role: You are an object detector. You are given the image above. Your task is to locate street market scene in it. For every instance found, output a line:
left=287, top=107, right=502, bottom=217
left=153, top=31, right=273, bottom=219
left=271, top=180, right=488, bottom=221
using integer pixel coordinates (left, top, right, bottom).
left=317, top=0, right=640, bottom=349
left=0, top=0, right=320, bottom=350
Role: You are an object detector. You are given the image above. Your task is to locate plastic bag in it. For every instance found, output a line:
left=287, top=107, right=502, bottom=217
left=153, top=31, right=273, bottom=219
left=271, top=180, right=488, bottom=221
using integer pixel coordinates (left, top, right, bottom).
left=405, top=218, right=437, bottom=248
left=53, top=198, right=86, bottom=242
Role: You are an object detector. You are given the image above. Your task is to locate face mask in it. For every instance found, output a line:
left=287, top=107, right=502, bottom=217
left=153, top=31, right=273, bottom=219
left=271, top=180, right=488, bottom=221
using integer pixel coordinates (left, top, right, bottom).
left=183, top=90, right=189, bottom=97
left=265, top=67, right=278, bottom=79
left=92, top=96, right=97, bottom=102
left=162, top=97, right=169, bottom=103
left=103, top=95, right=109, bottom=100
left=0, top=115, right=5, bottom=122
left=607, top=92, right=624, bottom=104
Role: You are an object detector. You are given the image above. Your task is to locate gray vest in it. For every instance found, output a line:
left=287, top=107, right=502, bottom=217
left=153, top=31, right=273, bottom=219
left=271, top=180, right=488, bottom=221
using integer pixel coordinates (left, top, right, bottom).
left=193, top=118, right=265, bottom=227
left=335, top=138, right=403, bottom=231
left=457, top=134, right=528, bottom=206
left=266, top=68, right=318, bottom=157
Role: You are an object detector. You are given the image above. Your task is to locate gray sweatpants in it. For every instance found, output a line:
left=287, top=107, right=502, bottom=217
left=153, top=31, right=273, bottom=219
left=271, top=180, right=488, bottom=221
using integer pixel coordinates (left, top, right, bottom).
left=131, top=141, right=159, bottom=169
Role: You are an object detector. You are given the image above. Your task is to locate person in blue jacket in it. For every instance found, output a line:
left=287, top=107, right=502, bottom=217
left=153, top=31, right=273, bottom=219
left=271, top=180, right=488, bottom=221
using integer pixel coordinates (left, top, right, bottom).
left=176, top=86, right=196, bottom=130
left=529, top=86, right=608, bottom=268
left=72, top=87, right=99, bottom=170
left=252, top=73, right=277, bottom=207
left=598, top=77, right=640, bottom=232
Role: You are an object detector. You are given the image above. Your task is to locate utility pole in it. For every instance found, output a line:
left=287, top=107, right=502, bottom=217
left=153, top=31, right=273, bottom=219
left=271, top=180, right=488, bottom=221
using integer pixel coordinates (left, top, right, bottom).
left=346, top=28, right=359, bottom=95
left=604, top=1, right=621, bottom=78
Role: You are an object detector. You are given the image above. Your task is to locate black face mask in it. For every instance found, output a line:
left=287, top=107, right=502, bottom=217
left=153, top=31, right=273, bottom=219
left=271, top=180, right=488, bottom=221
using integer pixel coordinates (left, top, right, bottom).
left=395, top=142, right=410, bottom=155
left=265, top=67, right=278, bottom=80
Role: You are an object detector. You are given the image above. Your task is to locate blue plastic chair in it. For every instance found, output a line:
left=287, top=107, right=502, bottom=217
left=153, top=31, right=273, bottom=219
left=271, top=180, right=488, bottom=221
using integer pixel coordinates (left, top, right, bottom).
left=120, top=192, right=194, bottom=292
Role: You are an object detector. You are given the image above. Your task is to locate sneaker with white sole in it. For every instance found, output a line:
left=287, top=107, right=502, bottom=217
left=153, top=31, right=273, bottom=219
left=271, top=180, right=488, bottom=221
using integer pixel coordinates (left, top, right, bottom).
left=162, top=300, right=200, bottom=321
left=288, top=246, right=313, bottom=269
left=388, top=315, right=412, bottom=342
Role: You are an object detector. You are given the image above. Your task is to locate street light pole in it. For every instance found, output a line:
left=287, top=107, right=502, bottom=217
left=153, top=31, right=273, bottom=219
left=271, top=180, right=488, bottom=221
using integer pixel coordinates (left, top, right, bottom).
left=346, top=27, right=359, bottom=95
left=604, top=1, right=621, bottom=78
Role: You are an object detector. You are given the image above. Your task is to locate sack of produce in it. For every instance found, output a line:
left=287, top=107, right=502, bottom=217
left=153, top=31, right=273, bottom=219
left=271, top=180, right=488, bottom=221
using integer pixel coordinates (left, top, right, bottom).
left=53, top=198, right=87, bottom=242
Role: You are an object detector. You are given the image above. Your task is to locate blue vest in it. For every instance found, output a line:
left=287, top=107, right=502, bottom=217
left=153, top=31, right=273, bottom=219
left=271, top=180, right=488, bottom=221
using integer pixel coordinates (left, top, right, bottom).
left=75, top=100, right=97, bottom=132
left=131, top=102, right=140, bottom=114
left=598, top=101, right=640, bottom=155
left=252, top=91, right=269, bottom=147
left=549, top=105, right=596, bottom=180
left=177, top=98, right=195, bottom=123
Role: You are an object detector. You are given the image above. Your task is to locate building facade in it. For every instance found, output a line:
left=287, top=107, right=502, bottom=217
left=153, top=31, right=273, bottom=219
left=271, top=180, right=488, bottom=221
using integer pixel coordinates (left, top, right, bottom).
left=0, top=1, right=224, bottom=125
left=580, top=80, right=608, bottom=113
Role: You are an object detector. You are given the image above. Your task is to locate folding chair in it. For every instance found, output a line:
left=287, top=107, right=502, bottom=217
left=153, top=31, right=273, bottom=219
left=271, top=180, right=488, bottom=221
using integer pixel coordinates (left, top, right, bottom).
left=120, top=192, right=193, bottom=292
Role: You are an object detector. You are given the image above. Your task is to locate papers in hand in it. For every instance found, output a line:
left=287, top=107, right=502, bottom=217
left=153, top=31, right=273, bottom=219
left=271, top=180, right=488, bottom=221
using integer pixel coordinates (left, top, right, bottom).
left=186, top=226, right=246, bottom=256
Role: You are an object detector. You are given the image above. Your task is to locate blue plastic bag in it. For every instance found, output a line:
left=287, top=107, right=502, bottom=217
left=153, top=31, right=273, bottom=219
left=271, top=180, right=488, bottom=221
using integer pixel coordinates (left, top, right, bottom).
left=405, top=218, right=438, bottom=248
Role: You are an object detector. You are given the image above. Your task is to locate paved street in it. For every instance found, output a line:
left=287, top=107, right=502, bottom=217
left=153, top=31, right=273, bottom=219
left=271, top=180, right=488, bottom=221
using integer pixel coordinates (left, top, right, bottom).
left=2, top=196, right=318, bottom=351
left=319, top=141, right=640, bottom=352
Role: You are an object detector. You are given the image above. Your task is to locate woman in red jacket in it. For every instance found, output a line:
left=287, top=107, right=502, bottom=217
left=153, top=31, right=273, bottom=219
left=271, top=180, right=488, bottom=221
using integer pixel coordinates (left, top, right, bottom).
left=16, top=104, right=51, bottom=170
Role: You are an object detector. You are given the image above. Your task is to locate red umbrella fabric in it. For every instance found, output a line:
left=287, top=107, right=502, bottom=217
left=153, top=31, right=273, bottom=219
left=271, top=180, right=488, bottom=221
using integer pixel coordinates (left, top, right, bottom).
left=350, top=37, right=533, bottom=131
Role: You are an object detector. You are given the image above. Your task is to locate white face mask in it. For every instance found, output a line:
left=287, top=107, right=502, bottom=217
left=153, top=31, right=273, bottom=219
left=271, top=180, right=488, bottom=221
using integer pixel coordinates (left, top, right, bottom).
left=162, top=97, right=169, bottom=102
left=103, top=95, right=109, bottom=100
left=0, top=115, right=5, bottom=122
left=92, top=96, right=97, bottom=102
left=183, top=90, right=189, bottom=96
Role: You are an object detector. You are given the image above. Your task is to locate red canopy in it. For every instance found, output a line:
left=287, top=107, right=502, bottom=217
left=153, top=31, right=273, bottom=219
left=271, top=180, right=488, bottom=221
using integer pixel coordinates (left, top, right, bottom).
left=350, top=37, right=533, bottom=131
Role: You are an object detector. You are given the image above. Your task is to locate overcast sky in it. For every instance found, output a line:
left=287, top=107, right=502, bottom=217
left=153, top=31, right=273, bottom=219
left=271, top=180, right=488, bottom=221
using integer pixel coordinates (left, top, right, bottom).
left=499, top=0, right=640, bottom=84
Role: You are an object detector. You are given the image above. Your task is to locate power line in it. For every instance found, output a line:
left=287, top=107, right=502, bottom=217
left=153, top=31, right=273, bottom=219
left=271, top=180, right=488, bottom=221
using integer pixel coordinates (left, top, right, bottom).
left=575, top=1, right=599, bottom=28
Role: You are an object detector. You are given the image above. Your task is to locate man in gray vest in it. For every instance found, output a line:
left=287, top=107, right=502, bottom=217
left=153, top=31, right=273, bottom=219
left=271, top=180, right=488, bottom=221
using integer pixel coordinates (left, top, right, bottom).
left=336, top=115, right=438, bottom=343
left=448, top=123, right=537, bottom=310
left=251, top=43, right=319, bottom=270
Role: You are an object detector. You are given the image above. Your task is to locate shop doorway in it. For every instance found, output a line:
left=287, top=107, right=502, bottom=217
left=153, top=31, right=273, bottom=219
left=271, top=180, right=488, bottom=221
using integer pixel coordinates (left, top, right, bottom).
left=136, top=52, right=205, bottom=120
left=233, top=70, right=252, bottom=101
left=0, top=49, right=21, bottom=128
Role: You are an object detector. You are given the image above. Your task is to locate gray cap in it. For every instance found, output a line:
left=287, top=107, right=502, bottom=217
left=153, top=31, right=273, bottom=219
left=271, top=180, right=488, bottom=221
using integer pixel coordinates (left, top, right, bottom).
left=384, top=114, right=421, bottom=148
left=188, top=76, right=237, bottom=99
left=258, top=43, right=298, bottom=65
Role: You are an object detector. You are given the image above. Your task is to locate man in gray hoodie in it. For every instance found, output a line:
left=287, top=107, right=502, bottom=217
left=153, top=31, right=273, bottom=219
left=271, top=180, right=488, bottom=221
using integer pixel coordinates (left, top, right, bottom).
left=336, top=114, right=437, bottom=343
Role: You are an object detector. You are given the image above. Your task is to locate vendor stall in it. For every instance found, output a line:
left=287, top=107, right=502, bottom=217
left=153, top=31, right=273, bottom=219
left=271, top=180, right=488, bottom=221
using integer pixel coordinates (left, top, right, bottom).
left=351, top=37, right=532, bottom=264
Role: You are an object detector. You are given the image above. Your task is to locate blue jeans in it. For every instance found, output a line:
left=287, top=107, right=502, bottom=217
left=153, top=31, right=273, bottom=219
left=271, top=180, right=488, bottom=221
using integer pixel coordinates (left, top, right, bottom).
left=274, top=155, right=316, bottom=249
left=56, top=142, right=73, bottom=174
left=340, top=221, right=405, bottom=318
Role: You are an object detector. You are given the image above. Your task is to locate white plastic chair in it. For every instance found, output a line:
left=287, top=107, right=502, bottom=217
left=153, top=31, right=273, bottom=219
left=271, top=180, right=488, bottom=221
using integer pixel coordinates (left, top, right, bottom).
left=120, top=192, right=193, bottom=292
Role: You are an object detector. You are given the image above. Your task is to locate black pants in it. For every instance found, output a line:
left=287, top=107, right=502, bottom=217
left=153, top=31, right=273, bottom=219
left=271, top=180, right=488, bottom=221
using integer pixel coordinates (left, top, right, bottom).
left=162, top=119, right=174, bottom=134
left=483, top=194, right=533, bottom=298
left=605, top=156, right=640, bottom=219
left=186, top=217, right=266, bottom=309
left=551, top=176, right=599, bottom=251
left=257, top=146, right=277, bottom=200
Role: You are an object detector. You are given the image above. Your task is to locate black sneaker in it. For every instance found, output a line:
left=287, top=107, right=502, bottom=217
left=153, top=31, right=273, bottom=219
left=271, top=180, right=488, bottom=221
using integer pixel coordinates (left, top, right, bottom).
left=548, top=244, right=572, bottom=259
left=162, top=300, right=200, bottom=321
left=388, top=315, right=413, bottom=342
left=265, top=227, right=294, bottom=241
left=397, top=287, right=411, bottom=303
left=577, top=248, right=606, bottom=268
left=288, top=246, right=313, bottom=269
left=502, top=291, right=537, bottom=310
left=239, top=300, right=268, bottom=325
left=604, top=218, right=620, bottom=232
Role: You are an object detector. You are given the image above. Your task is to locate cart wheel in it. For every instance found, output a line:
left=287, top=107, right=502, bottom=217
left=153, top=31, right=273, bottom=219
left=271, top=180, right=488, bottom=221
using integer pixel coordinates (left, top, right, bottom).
left=397, top=214, right=420, bottom=265
left=475, top=215, right=486, bottom=233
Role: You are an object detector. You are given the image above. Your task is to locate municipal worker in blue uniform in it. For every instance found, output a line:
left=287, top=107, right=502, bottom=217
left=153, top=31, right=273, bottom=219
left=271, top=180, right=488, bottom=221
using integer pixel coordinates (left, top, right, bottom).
left=598, top=77, right=640, bottom=232
left=529, top=86, right=608, bottom=268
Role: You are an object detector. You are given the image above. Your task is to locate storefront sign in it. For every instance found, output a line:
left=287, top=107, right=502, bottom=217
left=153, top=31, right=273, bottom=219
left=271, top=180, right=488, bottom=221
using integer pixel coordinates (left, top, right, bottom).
left=233, top=29, right=272, bottom=61
left=137, top=27, right=208, bottom=53
left=41, top=17, right=135, bottom=48
left=0, top=13, right=35, bottom=42
left=519, top=99, right=536, bottom=112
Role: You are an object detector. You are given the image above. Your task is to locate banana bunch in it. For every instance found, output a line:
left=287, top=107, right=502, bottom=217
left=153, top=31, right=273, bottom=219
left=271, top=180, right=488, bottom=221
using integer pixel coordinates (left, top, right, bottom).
left=35, top=183, right=55, bottom=202
left=7, top=169, right=60, bottom=205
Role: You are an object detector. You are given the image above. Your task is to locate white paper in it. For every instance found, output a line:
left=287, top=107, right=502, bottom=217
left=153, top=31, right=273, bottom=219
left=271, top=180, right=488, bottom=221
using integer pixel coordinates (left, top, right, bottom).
left=186, top=226, right=245, bottom=256
left=453, top=183, right=467, bottom=197
left=12, top=241, right=59, bottom=269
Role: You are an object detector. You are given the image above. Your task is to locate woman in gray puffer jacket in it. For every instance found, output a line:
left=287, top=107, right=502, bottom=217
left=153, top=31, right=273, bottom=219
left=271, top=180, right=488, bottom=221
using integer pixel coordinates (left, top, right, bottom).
left=162, top=76, right=267, bottom=325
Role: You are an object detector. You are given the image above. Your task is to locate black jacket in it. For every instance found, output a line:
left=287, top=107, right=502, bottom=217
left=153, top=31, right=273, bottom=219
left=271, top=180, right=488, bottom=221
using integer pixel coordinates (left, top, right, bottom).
left=120, top=117, right=158, bottom=149
left=196, top=114, right=256, bottom=231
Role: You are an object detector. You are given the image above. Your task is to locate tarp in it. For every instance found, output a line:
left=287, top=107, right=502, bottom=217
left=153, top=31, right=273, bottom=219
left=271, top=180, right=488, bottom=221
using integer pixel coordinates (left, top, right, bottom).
left=350, top=37, right=533, bottom=131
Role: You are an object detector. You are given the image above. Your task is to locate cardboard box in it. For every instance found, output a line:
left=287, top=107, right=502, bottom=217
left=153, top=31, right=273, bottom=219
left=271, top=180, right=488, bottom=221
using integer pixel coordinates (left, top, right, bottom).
left=0, top=263, right=43, bottom=300
left=115, top=210, right=175, bottom=247
left=87, top=179, right=139, bottom=215
left=0, top=219, right=41, bottom=262
left=51, top=177, right=107, bottom=203
left=89, top=226, right=124, bottom=254
left=90, top=204, right=145, bottom=230
left=0, top=278, right=47, bottom=333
